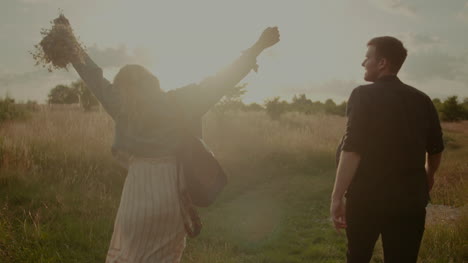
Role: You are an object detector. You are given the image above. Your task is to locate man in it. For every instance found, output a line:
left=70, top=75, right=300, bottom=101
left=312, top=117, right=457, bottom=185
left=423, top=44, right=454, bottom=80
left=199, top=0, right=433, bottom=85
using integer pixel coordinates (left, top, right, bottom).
left=330, top=36, right=444, bottom=263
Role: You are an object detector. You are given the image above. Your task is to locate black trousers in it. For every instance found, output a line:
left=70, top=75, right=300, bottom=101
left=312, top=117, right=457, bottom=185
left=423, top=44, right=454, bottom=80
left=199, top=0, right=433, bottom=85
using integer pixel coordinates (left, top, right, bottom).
left=345, top=200, right=426, bottom=263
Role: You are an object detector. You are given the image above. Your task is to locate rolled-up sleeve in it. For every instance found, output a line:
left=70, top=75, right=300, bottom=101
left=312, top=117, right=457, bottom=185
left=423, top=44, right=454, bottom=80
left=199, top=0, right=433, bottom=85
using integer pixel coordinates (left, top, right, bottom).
left=426, top=99, right=444, bottom=155
left=72, top=54, right=120, bottom=119
left=342, top=87, right=368, bottom=154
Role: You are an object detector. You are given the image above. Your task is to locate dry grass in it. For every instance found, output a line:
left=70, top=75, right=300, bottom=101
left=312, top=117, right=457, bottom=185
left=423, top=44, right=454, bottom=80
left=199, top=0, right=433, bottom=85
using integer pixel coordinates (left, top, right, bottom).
left=204, top=111, right=344, bottom=170
left=0, top=107, right=466, bottom=262
left=431, top=121, right=468, bottom=207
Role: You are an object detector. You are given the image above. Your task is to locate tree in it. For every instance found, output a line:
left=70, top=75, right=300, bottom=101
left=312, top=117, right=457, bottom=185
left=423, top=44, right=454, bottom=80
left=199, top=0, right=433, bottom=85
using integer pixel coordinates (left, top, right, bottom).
left=439, top=96, right=465, bottom=122
left=336, top=101, right=347, bottom=116
left=462, top=97, right=468, bottom=120
left=0, top=95, right=27, bottom=123
left=213, top=84, right=247, bottom=113
left=324, top=99, right=337, bottom=115
left=47, top=84, right=79, bottom=104
left=71, top=80, right=99, bottom=111
left=244, top=102, right=264, bottom=111
left=265, top=97, right=288, bottom=120
left=432, top=98, right=442, bottom=112
left=290, top=94, right=313, bottom=113
left=309, top=101, right=325, bottom=114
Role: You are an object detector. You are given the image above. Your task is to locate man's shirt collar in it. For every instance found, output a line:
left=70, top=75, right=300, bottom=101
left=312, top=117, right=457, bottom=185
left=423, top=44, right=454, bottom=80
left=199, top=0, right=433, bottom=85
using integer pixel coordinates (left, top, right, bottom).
left=375, top=74, right=401, bottom=83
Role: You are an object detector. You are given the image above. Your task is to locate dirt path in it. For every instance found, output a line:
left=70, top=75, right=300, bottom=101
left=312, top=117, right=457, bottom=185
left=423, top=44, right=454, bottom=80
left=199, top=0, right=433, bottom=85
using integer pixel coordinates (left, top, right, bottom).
left=425, top=203, right=465, bottom=226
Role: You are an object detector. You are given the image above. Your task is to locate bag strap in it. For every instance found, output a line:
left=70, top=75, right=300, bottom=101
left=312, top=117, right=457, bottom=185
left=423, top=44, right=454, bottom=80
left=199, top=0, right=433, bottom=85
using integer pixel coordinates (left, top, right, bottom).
left=176, top=161, right=203, bottom=238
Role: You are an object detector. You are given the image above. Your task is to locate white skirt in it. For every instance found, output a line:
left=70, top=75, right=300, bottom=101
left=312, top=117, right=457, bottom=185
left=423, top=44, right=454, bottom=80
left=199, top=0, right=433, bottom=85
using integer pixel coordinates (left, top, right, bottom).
left=105, top=156, right=186, bottom=263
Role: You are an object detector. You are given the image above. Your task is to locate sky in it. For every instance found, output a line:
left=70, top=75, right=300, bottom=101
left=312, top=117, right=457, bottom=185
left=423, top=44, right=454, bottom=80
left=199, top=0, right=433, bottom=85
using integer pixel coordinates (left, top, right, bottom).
left=1, top=0, right=468, bottom=103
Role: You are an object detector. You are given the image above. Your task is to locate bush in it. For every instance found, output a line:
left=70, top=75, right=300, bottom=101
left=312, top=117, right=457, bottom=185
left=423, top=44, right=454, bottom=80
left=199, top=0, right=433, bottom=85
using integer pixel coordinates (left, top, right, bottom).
left=290, top=94, right=313, bottom=113
left=266, top=94, right=346, bottom=119
left=244, top=102, right=264, bottom=112
left=439, top=96, right=466, bottom=122
left=0, top=97, right=29, bottom=123
left=212, top=84, right=248, bottom=114
left=23, top=100, right=40, bottom=112
left=432, top=98, right=442, bottom=112
left=462, top=98, right=468, bottom=120
left=265, top=97, right=288, bottom=120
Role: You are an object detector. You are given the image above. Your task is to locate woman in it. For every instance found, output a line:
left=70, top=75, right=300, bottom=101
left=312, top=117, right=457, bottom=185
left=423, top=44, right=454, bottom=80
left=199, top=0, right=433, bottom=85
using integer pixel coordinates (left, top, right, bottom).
left=66, top=24, right=280, bottom=262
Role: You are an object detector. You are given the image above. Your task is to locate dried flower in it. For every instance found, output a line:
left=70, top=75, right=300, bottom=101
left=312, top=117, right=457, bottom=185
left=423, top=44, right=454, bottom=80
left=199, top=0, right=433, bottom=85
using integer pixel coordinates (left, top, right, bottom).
left=30, top=13, right=86, bottom=72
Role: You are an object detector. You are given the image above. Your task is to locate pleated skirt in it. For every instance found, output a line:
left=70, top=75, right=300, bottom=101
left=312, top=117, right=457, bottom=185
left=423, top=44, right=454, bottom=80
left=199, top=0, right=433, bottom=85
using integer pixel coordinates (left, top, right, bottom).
left=105, top=156, right=186, bottom=263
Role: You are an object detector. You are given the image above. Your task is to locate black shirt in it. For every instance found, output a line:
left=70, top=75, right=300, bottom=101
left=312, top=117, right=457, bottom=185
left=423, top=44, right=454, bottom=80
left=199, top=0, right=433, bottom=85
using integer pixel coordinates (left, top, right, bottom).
left=338, top=75, right=444, bottom=211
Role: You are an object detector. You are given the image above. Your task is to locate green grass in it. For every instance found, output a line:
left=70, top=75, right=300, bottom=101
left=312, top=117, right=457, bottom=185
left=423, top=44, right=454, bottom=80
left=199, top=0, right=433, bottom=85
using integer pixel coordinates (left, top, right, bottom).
left=419, top=210, right=468, bottom=263
left=0, top=109, right=466, bottom=262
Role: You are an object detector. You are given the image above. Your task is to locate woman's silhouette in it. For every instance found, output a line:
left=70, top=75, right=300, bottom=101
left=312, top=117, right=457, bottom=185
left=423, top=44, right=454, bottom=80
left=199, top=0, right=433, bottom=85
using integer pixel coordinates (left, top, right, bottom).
left=63, top=22, right=280, bottom=262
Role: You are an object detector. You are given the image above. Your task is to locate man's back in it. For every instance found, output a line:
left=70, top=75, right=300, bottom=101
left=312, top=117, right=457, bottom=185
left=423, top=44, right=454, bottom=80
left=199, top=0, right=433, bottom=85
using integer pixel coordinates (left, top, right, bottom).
left=332, top=36, right=445, bottom=263
left=342, top=75, right=444, bottom=211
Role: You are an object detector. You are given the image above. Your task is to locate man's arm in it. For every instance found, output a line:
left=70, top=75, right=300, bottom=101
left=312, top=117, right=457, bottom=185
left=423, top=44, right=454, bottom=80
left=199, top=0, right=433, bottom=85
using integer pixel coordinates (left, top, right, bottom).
left=330, top=87, right=368, bottom=231
left=425, top=152, right=442, bottom=192
left=331, top=151, right=361, bottom=230
left=167, top=27, right=280, bottom=117
left=332, top=151, right=361, bottom=200
left=425, top=97, right=444, bottom=192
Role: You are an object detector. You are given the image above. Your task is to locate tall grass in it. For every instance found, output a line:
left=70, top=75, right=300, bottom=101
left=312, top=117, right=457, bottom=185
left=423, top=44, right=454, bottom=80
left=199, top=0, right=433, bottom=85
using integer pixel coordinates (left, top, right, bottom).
left=431, top=122, right=468, bottom=207
left=0, top=107, right=466, bottom=262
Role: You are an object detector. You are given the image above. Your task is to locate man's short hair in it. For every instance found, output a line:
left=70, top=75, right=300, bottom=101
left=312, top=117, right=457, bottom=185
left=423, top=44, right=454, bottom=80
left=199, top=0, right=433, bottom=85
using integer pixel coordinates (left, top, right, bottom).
left=367, top=36, right=408, bottom=73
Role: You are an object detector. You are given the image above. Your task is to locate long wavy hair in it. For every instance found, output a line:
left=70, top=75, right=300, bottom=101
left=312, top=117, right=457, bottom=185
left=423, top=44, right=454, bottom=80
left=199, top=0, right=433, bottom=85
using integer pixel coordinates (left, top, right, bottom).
left=113, top=64, right=163, bottom=121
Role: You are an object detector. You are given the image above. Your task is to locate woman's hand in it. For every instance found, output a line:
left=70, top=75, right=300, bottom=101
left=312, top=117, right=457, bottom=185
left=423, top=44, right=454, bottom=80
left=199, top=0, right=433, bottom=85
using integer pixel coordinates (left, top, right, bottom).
left=248, top=27, right=280, bottom=56
left=32, top=14, right=86, bottom=70
left=52, top=14, right=83, bottom=64
left=255, top=27, right=280, bottom=51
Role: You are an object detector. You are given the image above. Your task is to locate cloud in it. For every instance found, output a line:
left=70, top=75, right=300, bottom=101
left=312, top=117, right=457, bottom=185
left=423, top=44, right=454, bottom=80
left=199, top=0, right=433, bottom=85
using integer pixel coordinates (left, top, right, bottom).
left=0, top=69, right=77, bottom=102
left=86, top=45, right=154, bottom=68
left=457, top=2, right=468, bottom=23
left=17, top=0, right=52, bottom=4
left=410, top=77, right=468, bottom=100
left=403, top=51, right=468, bottom=83
left=369, top=0, right=417, bottom=17
left=0, top=44, right=155, bottom=102
left=397, top=32, right=442, bottom=53
left=17, top=0, right=62, bottom=4
left=393, top=31, right=468, bottom=90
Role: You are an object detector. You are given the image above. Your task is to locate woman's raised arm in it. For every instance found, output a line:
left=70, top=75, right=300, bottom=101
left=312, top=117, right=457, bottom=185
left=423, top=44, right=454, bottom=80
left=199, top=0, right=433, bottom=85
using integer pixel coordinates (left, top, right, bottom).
left=71, top=50, right=120, bottom=119
left=167, top=27, right=280, bottom=117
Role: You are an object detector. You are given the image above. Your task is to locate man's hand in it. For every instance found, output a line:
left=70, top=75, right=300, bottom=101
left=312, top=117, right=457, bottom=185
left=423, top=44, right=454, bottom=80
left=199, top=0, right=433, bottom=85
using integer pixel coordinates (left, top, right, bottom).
left=330, top=151, right=360, bottom=233
left=426, top=171, right=435, bottom=192
left=330, top=197, right=347, bottom=232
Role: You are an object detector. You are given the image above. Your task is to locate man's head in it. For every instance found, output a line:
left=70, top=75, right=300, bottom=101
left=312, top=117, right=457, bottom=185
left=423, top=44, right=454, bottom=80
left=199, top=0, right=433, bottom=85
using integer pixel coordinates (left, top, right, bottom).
left=362, top=36, right=407, bottom=82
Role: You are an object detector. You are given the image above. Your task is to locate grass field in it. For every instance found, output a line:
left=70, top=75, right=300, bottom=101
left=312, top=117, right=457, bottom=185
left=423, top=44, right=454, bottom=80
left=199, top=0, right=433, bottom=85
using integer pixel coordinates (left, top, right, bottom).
left=0, top=107, right=466, bottom=262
